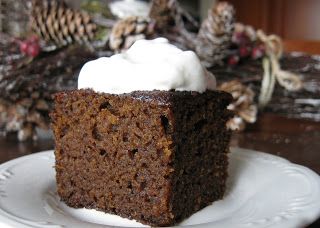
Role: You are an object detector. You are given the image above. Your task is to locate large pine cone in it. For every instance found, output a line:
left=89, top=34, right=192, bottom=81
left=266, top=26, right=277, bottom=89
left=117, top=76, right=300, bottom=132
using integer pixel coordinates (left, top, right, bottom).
left=30, top=0, right=97, bottom=48
left=109, top=16, right=154, bottom=52
left=196, top=2, right=235, bottom=67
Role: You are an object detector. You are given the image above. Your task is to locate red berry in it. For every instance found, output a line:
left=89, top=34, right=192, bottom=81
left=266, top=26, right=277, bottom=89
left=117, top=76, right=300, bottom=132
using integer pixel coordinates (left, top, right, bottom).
left=232, top=32, right=250, bottom=46
left=19, top=41, right=29, bottom=54
left=251, top=45, right=265, bottom=59
left=27, top=43, right=40, bottom=57
left=232, top=32, right=242, bottom=44
left=228, top=55, right=240, bottom=66
left=239, top=46, right=250, bottom=58
left=28, top=35, right=39, bottom=44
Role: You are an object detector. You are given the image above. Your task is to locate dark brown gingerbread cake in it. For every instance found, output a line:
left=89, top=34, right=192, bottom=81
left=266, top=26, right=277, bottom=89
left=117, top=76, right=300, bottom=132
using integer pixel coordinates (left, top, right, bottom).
left=51, top=89, right=233, bottom=226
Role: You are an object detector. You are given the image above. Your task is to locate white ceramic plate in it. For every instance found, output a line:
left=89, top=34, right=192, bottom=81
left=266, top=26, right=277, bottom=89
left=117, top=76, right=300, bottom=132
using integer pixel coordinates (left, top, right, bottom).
left=0, top=148, right=319, bottom=228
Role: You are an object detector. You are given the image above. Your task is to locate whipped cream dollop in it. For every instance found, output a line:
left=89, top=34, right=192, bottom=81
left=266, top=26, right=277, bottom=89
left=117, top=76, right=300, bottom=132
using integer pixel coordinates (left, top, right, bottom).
left=78, top=38, right=216, bottom=94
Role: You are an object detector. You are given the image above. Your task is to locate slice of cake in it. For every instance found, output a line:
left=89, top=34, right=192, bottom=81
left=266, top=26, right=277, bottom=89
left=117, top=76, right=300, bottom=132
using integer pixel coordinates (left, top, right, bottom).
left=51, top=38, right=233, bottom=226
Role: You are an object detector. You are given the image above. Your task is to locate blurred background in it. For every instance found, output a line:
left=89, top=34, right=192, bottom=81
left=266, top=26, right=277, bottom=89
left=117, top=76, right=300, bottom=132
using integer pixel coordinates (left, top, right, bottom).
left=184, top=0, right=320, bottom=54
left=2, top=0, right=320, bottom=53
left=0, top=0, right=319, bottom=149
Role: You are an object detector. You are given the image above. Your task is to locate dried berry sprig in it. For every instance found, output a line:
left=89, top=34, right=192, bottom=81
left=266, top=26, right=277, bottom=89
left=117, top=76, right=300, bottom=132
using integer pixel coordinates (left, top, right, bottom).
left=15, top=35, right=41, bottom=58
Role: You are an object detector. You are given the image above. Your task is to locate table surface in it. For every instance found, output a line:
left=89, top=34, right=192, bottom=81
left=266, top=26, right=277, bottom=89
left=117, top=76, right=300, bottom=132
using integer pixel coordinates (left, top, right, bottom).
left=0, top=113, right=319, bottom=227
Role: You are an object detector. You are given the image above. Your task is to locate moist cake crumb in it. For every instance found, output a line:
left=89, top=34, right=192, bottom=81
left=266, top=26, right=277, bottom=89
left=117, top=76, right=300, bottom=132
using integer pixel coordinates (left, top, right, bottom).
left=51, top=89, right=233, bottom=226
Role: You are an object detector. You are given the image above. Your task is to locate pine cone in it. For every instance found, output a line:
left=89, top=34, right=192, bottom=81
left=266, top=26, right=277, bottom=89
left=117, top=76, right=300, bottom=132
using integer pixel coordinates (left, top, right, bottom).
left=30, top=0, right=97, bottom=48
left=149, top=0, right=176, bottom=30
left=0, top=99, right=37, bottom=141
left=0, top=96, right=50, bottom=141
left=109, top=16, right=154, bottom=52
left=218, top=80, right=257, bottom=131
left=196, top=2, right=235, bottom=67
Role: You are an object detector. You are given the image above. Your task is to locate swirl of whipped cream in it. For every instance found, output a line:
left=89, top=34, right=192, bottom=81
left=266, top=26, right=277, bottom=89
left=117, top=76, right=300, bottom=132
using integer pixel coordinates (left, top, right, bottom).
left=78, top=38, right=216, bottom=94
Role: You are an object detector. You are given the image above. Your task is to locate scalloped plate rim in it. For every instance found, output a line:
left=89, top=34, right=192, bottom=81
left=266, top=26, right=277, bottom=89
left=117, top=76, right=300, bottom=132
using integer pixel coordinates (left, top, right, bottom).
left=0, top=147, right=318, bottom=228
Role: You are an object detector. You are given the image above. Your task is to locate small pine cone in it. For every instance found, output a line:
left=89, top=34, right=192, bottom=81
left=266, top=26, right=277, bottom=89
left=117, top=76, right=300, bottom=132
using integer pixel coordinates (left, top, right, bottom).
left=30, top=0, right=97, bottom=48
left=218, top=80, right=257, bottom=131
left=149, top=0, right=176, bottom=30
left=0, top=97, right=50, bottom=141
left=109, top=16, right=154, bottom=52
left=196, top=2, right=235, bottom=67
